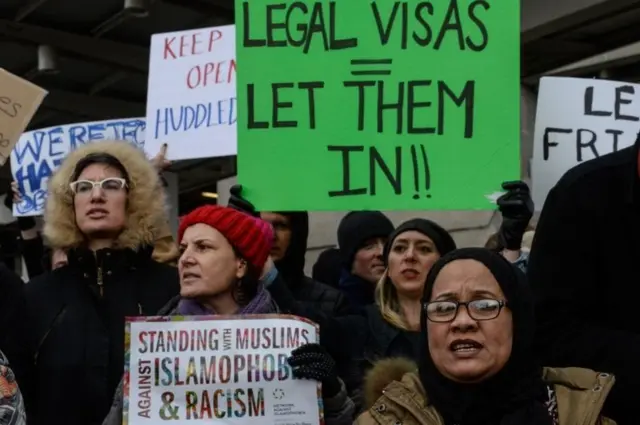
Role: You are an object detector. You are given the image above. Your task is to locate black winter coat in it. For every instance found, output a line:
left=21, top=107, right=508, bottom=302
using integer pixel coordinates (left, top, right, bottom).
left=528, top=143, right=640, bottom=425
left=273, top=211, right=349, bottom=317
left=21, top=246, right=179, bottom=425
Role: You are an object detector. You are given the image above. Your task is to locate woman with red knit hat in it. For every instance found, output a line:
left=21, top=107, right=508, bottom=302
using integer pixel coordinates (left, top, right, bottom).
left=102, top=205, right=354, bottom=425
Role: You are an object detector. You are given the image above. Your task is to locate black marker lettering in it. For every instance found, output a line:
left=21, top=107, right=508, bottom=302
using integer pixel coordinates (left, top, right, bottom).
left=242, top=2, right=266, bottom=47
left=327, top=145, right=367, bottom=197
left=298, top=81, right=325, bottom=129
left=542, top=127, right=572, bottom=160
left=247, top=84, right=269, bottom=129
left=377, top=81, right=404, bottom=134
left=303, top=3, right=330, bottom=54
left=371, top=2, right=400, bottom=46
left=438, top=80, right=475, bottom=138
left=584, top=87, right=612, bottom=117
left=407, top=81, right=435, bottom=134
left=272, top=83, right=297, bottom=128
left=434, top=0, right=464, bottom=50
left=328, top=2, right=358, bottom=49
left=605, top=129, right=624, bottom=152
left=412, top=2, right=434, bottom=46
left=614, top=85, right=639, bottom=122
left=344, top=80, right=376, bottom=131
left=576, top=129, right=598, bottom=161
left=369, top=146, right=402, bottom=195
left=285, top=2, right=308, bottom=47
left=266, top=4, right=288, bottom=47
left=466, top=0, right=490, bottom=51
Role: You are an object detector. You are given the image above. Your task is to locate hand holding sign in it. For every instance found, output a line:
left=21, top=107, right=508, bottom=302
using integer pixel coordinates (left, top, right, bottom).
left=0, top=69, right=47, bottom=166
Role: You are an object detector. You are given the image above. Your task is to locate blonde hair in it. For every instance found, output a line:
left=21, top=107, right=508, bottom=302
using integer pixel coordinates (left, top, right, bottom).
left=375, top=269, right=414, bottom=331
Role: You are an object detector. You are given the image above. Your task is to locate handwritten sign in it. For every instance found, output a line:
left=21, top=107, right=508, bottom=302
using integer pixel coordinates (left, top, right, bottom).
left=532, top=77, right=640, bottom=209
left=124, top=315, right=321, bottom=425
left=235, top=0, right=520, bottom=211
left=0, top=69, right=48, bottom=166
left=145, top=25, right=237, bottom=161
left=10, top=118, right=146, bottom=216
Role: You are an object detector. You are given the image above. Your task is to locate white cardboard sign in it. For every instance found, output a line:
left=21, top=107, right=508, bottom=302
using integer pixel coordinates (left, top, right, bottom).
left=532, top=77, right=640, bottom=209
left=145, top=25, right=236, bottom=161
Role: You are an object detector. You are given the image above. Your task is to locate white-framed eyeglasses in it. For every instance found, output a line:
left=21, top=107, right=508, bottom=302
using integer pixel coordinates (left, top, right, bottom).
left=69, top=177, right=127, bottom=195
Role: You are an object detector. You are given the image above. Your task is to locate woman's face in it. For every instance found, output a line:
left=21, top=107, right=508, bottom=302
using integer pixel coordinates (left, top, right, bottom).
left=427, top=259, right=513, bottom=383
left=388, top=231, right=440, bottom=297
left=351, top=237, right=386, bottom=284
left=178, top=223, right=247, bottom=299
left=72, top=163, right=127, bottom=238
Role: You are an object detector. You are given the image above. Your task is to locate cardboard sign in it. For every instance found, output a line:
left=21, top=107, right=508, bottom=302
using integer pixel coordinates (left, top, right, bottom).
left=235, top=0, right=520, bottom=211
left=10, top=118, right=146, bottom=216
left=532, top=77, right=640, bottom=209
left=124, top=315, right=322, bottom=425
left=145, top=25, right=236, bottom=161
left=0, top=69, right=48, bottom=166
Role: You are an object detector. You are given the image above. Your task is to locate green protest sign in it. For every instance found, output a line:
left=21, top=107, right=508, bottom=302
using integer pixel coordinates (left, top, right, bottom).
left=235, top=0, right=520, bottom=211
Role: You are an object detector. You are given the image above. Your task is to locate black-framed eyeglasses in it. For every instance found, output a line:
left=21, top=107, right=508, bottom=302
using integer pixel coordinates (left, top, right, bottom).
left=70, top=177, right=127, bottom=195
left=424, top=299, right=507, bottom=323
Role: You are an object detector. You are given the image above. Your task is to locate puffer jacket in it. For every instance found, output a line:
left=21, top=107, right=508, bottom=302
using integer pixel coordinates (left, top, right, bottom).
left=355, top=359, right=616, bottom=425
left=19, top=141, right=180, bottom=425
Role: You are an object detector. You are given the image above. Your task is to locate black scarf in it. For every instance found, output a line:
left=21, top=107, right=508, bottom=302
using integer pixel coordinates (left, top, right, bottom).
left=419, top=248, right=552, bottom=425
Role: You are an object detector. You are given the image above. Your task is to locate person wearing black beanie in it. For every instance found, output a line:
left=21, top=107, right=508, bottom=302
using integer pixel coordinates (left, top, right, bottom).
left=336, top=211, right=394, bottom=310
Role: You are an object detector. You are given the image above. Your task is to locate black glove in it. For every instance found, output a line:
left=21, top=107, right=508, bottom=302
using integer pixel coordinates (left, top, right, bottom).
left=288, top=343, right=341, bottom=398
left=496, top=181, right=534, bottom=250
left=228, top=184, right=259, bottom=217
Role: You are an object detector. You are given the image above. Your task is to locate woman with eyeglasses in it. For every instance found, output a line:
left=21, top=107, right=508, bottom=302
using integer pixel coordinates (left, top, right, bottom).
left=355, top=248, right=615, bottom=425
left=18, top=141, right=180, bottom=425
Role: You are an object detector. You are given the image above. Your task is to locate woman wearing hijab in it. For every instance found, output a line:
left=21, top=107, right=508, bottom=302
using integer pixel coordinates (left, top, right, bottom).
left=356, top=248, right=615, bottom=425
left=20, top=141, right=180, bottom=425
left=103, top=205, right=354, bottom=425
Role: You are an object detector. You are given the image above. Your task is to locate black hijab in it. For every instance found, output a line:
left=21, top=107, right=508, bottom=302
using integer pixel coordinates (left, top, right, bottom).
left=419, top=248, right=551, bottom=425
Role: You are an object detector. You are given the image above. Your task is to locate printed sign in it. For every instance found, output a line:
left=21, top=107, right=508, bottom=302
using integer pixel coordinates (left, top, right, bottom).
left=235, top=0, right=520, bottom=211
left=532, top=77, right=640, bottom=209
left=0, top=69, right=48, bottom=166
left=124, top=315, right=321, bottom=425
left=10, top=118, right=146, bottom=216
left=145, top=25, right=237, bottom=161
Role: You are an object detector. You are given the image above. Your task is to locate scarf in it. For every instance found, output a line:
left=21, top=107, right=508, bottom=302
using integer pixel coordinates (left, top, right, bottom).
left=419, top=248, right=552, bottom=425
left=176, top=284, right=276, bottom=316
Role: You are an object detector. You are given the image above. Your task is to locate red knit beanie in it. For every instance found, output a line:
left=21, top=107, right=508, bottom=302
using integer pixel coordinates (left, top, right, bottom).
left=178, top=205, right=273, bottom=271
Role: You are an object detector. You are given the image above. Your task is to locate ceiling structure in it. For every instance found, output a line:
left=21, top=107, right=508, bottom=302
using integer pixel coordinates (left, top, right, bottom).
left=2, top=0, right=640, bottom=211
left=0, top=0, right=235, bottom=213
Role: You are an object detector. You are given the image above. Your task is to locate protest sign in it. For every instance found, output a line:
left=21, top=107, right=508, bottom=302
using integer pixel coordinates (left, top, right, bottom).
left=145, top=25, right=237, bottom=161
left=235, top=0, right=520, bottom=211
left=10, top=118, right=146, bottom=216
left=532, top=77, right=640, bottom=209
left=0, top=69, right=48, bottom=166
left=124, top=315, right=321, bottom=425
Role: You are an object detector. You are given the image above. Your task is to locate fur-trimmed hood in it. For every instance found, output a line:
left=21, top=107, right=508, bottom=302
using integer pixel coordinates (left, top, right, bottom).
left=44, top=140, right=167, bottom=250
left=363, top=358, right=419, bottom=409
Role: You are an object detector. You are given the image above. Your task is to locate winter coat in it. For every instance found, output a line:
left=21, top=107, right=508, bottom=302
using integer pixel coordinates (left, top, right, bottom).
left=355, top=359, right=616, bottom=425
left=527, top=143, right=640, bottom=425
left=0, top=349, right=26, bottom=425
left=19, top=141, right=180, bottom=425
left=102, top=295, right=354, bottom=425
left=273, top=212, right=350, bottom=317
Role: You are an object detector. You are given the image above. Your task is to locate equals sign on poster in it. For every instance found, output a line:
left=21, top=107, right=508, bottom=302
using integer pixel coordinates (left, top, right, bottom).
left=349, top=59, right=393, bottom=76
